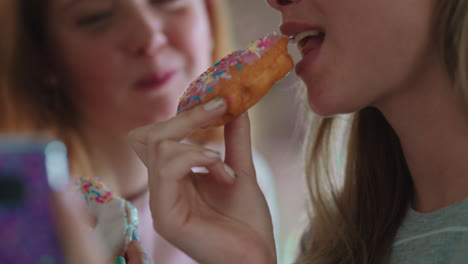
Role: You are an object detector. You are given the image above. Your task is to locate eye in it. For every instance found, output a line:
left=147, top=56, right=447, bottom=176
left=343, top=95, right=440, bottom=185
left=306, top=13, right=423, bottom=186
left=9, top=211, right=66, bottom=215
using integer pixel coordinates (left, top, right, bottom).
left=151, top=0, right=185, bottom=7
left=76, top=11, right=113, bottom=26
left=151, top=0, right=178, bottom=4
left=278, top=0, right=294, bottom=5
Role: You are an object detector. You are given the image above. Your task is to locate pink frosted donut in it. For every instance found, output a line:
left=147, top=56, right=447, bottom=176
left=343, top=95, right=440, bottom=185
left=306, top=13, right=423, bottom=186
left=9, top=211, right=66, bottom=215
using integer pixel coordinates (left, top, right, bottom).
left=79, top=178, right=138, bottom=258
left=177, top=33, right=293, bottom=127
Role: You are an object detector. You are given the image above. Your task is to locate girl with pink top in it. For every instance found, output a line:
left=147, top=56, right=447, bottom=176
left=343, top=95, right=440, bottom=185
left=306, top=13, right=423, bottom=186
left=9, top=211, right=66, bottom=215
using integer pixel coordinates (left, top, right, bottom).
left=0, top=0, right=279, bottom=263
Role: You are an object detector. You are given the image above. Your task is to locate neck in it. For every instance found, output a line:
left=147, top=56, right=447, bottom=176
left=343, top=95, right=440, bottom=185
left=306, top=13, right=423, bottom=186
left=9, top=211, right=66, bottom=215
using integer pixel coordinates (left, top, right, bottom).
left=80, top=125, right=148, bottom=200
left=377, top=56, right=468, bottom=213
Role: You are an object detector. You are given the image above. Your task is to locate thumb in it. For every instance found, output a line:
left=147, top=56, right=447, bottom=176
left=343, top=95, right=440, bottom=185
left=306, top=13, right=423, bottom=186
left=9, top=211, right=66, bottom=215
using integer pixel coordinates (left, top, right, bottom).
left=126, top=238, right=153, bottom=264
left=224, top=112, right=256, bottom=179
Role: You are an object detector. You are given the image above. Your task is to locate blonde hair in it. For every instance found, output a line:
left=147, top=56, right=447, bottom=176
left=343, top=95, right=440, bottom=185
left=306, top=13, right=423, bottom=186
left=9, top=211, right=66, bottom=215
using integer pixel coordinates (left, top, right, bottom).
left=297, top=1, right=468, bottom=263
left=0, top=0, right=233, bottom=178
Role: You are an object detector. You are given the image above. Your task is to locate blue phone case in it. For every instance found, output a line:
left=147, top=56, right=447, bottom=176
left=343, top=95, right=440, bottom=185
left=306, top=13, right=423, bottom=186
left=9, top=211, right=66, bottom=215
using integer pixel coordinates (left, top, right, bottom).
left=0, top=136, right=69, bottom=264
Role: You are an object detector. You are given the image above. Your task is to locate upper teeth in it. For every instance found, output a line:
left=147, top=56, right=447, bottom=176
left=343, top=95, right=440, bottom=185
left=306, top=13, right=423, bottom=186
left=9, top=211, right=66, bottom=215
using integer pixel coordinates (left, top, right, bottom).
left=291, top=30, right=322, bottom=45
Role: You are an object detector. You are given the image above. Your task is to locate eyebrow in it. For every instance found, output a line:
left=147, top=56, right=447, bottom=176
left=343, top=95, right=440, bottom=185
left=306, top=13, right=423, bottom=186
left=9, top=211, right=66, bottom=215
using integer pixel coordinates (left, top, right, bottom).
left=62, top=0, right=82, bottom=11
left=63, top=0, right=101, bottom=11
left=62, top=0, right=114, bottom=11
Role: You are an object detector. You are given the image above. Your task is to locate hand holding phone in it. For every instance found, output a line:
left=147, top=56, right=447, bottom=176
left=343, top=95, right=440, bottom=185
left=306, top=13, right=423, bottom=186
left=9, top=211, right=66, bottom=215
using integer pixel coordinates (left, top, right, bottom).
left=0, top=136, right=150, bottom=264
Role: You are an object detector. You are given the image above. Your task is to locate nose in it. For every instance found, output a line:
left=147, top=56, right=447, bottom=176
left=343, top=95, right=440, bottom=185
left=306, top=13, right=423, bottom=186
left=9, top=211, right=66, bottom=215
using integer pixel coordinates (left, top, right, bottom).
left=266, top=0, right=300, bottom=11
left=126, top=9, right=167, bottom=57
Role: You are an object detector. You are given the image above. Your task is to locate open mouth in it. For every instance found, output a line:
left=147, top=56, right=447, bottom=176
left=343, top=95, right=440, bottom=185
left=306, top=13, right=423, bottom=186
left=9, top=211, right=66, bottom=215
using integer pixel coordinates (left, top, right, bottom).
left=291, top=30, right=325, bottom=57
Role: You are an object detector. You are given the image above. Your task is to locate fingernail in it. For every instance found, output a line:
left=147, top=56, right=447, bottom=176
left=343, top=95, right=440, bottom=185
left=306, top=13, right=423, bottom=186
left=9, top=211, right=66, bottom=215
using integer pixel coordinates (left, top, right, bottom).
left=223, top=164, right=237, bottom=180
left=203, top=151, right=220, bottom=158
left=114, top=256, right=126, bottom=264
left=203, top=97, right=225, bottom=111
left=131, top=228, right=140, bottom=241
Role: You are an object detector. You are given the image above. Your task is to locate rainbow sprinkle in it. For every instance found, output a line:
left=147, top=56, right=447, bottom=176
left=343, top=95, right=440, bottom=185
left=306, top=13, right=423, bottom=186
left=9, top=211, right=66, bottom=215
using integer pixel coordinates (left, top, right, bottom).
left=79, top=178, right=115, bottom=204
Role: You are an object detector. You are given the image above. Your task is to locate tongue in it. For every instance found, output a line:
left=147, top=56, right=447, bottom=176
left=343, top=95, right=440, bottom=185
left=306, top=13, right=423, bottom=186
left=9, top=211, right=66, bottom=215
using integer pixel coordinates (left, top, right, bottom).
left=301, top=35, right=324, bottom=55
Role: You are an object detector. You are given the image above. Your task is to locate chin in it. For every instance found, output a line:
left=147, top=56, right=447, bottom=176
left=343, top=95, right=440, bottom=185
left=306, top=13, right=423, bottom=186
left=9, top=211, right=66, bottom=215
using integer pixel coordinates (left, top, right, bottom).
left=307, top=91, right=359, bottom=117
left=302, top=74, right=366, bottom=117
left=308, top=102, right=340, bottom=117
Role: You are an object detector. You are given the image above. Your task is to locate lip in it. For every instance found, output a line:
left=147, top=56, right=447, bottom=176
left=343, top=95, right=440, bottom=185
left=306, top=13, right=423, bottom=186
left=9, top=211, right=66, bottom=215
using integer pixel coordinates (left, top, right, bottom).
left=280, top=22, right=325, bottom=76
left=279, top=21, right=324, bottom=40
left=134, top=70, right=177, bottom=91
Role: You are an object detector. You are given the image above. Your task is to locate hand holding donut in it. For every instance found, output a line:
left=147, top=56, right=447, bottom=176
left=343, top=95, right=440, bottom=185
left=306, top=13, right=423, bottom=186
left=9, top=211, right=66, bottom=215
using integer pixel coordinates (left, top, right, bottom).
left=128, top=99, right=276, bottom=264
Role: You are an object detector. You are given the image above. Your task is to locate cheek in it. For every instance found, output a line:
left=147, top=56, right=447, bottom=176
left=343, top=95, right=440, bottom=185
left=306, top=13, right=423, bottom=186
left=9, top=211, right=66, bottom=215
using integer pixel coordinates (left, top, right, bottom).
left=69, top=57, right=114, bottom=89
left=169, top=12, right=213, bottom=78
left=308, top=1, right=436, bottom=115
left=302, top=44, right=392, bottom=116
left=55, top=39, right=122, bottom=104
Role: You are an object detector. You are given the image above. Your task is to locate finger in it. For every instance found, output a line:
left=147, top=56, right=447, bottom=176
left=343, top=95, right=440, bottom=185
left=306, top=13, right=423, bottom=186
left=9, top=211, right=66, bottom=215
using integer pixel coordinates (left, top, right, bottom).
left=151, top=140, right=235, bottom=184
left=129, top=97, right=227, bottom=162
left=155, top=140, right=220, bottom=165
left=126, top=240, right=152, bottom=264
left=149, top=145, right=236, bottom=232
left=224, top=112, right=256, bottom=179
left=50, top=188, right=107, bottom=264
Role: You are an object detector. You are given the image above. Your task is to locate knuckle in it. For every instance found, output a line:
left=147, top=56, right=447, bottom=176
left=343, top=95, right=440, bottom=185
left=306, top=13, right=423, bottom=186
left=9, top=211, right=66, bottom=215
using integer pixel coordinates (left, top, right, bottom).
left=127, top=128, right=138, bottom=140
left=156, top=140, right=172, bottom=154
left=127, top=129, right=143, bottom=146
left=143, top=129, right=160, bottom=144
left=158, top=139, right=170, bottom=149
left=139, top=123, right=165, bottom=145
left=184, top=106, right=203, bottom=123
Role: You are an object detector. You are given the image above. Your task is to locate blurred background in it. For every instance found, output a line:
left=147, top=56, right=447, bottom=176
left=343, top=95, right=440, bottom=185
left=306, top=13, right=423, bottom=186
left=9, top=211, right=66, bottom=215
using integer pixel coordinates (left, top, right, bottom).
left=226, top=1, right=309, bottom=263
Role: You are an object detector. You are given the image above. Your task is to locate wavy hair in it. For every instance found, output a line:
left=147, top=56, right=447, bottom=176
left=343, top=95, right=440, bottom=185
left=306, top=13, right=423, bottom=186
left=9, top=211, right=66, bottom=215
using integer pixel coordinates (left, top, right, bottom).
left=0, top=0, right=233, bottom=178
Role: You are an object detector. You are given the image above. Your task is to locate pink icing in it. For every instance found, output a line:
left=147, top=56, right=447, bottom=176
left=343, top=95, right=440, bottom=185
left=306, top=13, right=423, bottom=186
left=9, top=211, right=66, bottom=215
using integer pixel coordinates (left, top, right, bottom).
left=177, top=33, right=287, bottom=113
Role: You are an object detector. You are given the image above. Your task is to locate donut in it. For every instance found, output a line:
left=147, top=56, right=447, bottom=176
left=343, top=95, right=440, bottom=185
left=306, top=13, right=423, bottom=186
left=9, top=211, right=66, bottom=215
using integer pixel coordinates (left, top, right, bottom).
left=177, top=32, right=294, bottom=126
left=78, top=178, right=138, bottom=258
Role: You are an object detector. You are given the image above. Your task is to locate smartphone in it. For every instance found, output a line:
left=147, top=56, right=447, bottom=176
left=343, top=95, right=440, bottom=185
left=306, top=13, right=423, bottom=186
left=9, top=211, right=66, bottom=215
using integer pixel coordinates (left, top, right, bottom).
left=0, top=136, right=69, bottom=264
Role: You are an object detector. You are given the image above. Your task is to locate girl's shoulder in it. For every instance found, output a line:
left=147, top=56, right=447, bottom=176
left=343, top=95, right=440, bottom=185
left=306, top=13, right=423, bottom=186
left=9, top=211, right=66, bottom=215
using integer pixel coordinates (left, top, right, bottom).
left=390, top=198, right=468, bottom=264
